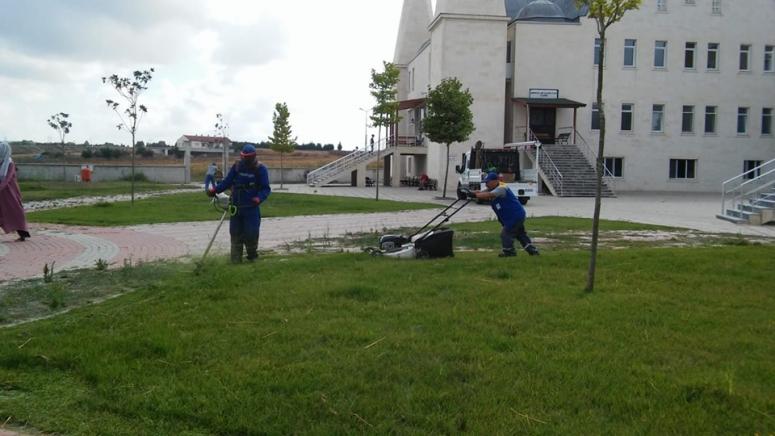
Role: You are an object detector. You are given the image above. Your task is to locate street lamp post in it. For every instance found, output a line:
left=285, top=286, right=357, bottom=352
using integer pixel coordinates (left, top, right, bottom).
left=358, top=108, right=369, bottom=151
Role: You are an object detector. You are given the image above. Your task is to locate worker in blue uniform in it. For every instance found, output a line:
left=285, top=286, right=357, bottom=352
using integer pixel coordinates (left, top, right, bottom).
left=208, top=144, right=271, bottom=263
left=469, top=172, right=539, bottom=257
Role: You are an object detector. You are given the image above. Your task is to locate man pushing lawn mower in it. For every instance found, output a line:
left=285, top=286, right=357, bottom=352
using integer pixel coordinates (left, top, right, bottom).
left=207, top=144, right=271, bottom=263
left=465, top=172, right=539, bottom=258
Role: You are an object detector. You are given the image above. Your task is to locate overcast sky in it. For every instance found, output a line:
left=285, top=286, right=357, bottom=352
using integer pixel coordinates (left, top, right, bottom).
left=0, top=0, right=416, bottom=149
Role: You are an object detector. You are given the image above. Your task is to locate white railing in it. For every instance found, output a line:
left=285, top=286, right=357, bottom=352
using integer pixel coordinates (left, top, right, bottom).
left=721, top=158, right=775, bottom=215
left=306, top=137, right=390, bottom=186
left=516, top=129, right=564, bottom=196
left=557, top=126, right=617, bottom=193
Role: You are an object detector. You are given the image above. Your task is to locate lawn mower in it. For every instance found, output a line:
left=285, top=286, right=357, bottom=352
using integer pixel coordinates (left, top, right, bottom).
left=197, top=192, right=234, bottom=266
left=364, top=195, right=473, bottom=259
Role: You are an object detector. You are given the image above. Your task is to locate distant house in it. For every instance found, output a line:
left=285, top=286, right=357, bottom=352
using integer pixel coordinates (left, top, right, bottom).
left=175, top=135, right=232, bottom=156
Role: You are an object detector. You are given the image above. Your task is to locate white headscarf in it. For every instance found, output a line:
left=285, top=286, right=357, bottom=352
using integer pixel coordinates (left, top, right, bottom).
left=0, top=141, right=12, bottom=182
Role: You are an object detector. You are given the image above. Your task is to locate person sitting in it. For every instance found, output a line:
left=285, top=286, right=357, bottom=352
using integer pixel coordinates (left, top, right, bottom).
left=418, top=173, right=430, bottom=190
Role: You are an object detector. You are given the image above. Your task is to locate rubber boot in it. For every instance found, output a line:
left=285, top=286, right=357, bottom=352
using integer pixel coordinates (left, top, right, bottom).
left=499, top=249, right=517, bottom=258
left=230, top=240, right=244, bottom=264
left=245, top=236, right=259, bottom=262
left=524, top=244, right=540, bottom=256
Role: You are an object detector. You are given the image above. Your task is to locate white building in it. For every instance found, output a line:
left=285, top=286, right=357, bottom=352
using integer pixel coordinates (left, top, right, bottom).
left=175, top=135, right=232, bottom=156
left=388, top=0, right=775, bottom=194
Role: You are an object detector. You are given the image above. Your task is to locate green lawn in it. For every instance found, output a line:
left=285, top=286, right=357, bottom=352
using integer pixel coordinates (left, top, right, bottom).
left=26, top=192, right=439, bottom=226
left=0, top=245, right=773, bottom=434
left=19, top=181, right=193, bottom=202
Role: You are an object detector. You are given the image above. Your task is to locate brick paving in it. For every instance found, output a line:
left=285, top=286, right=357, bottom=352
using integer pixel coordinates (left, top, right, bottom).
left=3, top=186, right=774, bottom=284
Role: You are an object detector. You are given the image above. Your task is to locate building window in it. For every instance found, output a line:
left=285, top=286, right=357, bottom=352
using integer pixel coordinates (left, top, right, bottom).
left=624, top=39, right=637, bottom=67
left=657, top=0, right=667, bottom=12
left=765, top=45, right=774, bottom=72
left=744, top=160, right=763, bottom=179
left=739, top=45, right=751, bottom=71
left=621, top=103, right=633, bottom=131
left=604, top=157, right=624, bottom=177
left=594, top=38, right=601, bottom=66
left=507, top=41, right=512, bottom=64
left=654, top=41, right=667, bottom=68
left=707, top=43, right=719, bottom=70
left=763, top=108, right=773, bottom=135
left=652, top=104, right=665, bottom=132
left=670, top=159, right=696, bottom=179
left=737, top=107, right=749, bottom=134
left=682, top=105, right=694, bottom=133
left=684, top=0, right=695, bottom=4
left=705, top=106, right=717, bottom=134
left=712, top=0, right=721, bottom=14
left=591, top=103, right=600, bottom=130
left=684, top=42, right=696, bottom=69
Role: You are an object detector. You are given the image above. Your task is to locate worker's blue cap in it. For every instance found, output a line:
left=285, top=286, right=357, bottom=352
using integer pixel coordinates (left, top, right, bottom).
left=484, top=172, right=499, bottom=182
left=240, top=144, right=256, bottom=157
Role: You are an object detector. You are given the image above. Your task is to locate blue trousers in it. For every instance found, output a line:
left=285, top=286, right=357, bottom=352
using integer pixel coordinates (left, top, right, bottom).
left=229, top=207, right=261, bottom=262
left=500, top=219, right=532, bottom=254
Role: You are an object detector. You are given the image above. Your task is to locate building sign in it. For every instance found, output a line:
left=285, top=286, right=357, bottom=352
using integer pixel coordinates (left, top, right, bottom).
left=529, top=88, right=559, bottom=99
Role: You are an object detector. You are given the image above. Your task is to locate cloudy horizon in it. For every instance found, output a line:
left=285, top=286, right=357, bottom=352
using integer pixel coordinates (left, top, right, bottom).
left=0, top=0, right=410, bottom=150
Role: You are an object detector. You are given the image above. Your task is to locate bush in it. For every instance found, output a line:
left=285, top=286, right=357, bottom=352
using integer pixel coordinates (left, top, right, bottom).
left=82, top=149, right=93, bottom=159
left=121, top=172, right=149, bottom=182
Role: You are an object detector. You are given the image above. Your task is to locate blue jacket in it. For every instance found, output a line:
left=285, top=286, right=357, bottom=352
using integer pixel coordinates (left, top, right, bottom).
left=215, top=161, right=271, bottom=209
left=491, top=186, right=526, bottom=228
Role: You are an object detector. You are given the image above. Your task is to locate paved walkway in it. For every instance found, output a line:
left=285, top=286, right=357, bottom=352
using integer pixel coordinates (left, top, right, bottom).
left=2, top=185, right=773, bottom=283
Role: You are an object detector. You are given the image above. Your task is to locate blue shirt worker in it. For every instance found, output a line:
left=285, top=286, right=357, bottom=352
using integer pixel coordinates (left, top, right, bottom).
left=208, top=144, right=271, bottom=263
left=204, top=162, right=218, bottom=192
left=470, top=172, right=539, bottom=257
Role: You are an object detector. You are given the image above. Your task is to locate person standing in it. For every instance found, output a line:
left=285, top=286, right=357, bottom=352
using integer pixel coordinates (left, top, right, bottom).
left=208, top=144, right=271, bottom=263
left=370, top=134, right=375, bottom=152
left=469, top=172, right=538, bottom=257
left=0, top=142, right=30, bottom=241
left=204, top=162, right=218, bottom=192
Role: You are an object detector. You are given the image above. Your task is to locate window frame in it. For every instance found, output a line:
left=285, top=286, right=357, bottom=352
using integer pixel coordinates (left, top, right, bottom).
left=704, top=106, right=717, bottom=134
left=654, top=40, right=668, bottom=69
left=765, top=45, right=774, bottom=72
left=739, top=44, right=751, bottom=72
left=624, top=39, right=637, bottom=68
left=761, top=108, right=772, bottom=136
left=684, top=42, right=696, bottom=69
left=706, top=43, right=719, bottom=71
left=604, top=157, right=624, bottom=178
left=652, top=104, right=665, bottom=133
left=682, top=105, right=695, bottom=134
left=669, top=159, right=697, bottom=180
left=737, top=107, right=749, bottom=135
left=621, top=103, right=634, bottom=132
left=591, top=102, right=600, bottom=130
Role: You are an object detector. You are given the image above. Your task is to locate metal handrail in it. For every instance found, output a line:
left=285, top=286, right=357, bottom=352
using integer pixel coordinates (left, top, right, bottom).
left=558, top=126, right=618, bottom=191
left=523, top=129, right=564, bottom=196
left=306, top=137, right=390, bottom=186
left=721, top=158, right=775, bottom=214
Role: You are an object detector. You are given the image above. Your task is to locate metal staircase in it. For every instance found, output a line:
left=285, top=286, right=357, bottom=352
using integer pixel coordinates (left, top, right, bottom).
left=306, top=149, right=377, bottom=186
left=522, top=129, right=615, bottom=197
left=717, top=158, right=775, bottom=225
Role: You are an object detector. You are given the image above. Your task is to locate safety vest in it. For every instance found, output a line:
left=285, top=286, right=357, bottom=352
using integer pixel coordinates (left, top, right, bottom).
left=491, top=186, right=526, bottom=228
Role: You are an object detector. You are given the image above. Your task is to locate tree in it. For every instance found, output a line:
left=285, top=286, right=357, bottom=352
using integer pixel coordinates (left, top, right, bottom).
left=422, top=77, right=475, bottom=198
left=369, top=61, right=401, bottom=201
left=576, top=0, right=641, bottom=292
left=268, top=102, right=297, bottom=190
left=337, top=142, right=342, bottom=151
left=47, top=112, right=72, bottom=181
left=102, top=68, right=154, bottom=205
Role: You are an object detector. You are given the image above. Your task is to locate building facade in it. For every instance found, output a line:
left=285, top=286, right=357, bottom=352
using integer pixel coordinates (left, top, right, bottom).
left=394, top=0, right=775, bottom=193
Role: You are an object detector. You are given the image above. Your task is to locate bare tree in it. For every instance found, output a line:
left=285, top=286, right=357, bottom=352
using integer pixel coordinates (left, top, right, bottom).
left=102, top=68, right=154, bottom=205
left=47, top=113, right=72, bottom=182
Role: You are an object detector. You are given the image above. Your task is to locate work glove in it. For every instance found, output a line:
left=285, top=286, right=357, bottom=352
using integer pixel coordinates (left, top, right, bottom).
left=207, top=187, right=216, bottom=197
left=252, top=197, right=261, bottom=205
left=463, top=188, right=477, bottom=199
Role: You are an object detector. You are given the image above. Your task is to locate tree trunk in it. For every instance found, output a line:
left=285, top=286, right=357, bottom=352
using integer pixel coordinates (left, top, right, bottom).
left=586, top=29, right=607, bottom=293
left=376, top=126, right=381, bottom=201
left=131, top=132, right=136, bottom=206
left=280, top=151, right=284, bottom=189
left=443, top=143, right=451, bottom=198
left=62, top=141, right=67, bottom=182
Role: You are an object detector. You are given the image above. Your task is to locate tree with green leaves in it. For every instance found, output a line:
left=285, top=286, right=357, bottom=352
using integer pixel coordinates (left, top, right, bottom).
left=268, top=102, right=296, bottom=190
left=576, top=0, right=641, bottom=292
left=369, top=61, right=401, bottom=201
left=102, top=68, right=154, bottom=205
left=47, top=112, right=72, bottom=181
left=422, top=77, right=474, bottom=198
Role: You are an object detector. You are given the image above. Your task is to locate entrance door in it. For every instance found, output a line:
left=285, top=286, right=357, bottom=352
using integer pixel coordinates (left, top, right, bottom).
left=529, top=107, right=556, bottom=144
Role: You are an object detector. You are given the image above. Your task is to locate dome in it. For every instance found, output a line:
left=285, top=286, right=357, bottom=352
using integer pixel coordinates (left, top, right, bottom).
left=516, top=0, right=566, bottom=20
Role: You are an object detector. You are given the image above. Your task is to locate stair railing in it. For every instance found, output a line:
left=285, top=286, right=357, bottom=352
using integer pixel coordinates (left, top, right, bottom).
left=559, top=127, right=617, bottom=194
left=522, top=129, right=564, bottom=196
left=306, top=137, right=389, bottom=186
left=721, top=158, right=775, bottom=215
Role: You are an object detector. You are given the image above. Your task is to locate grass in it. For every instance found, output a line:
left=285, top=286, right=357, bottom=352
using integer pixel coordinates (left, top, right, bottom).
left=26, top=192, right=440, bottom=226
left=0, top=243, right=773, bottom=434
left=19, top=181, right=193, bottom=202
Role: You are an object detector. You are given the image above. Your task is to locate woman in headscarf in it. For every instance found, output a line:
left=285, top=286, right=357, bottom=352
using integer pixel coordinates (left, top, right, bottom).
left=0, top=141, right=30, bottom=241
